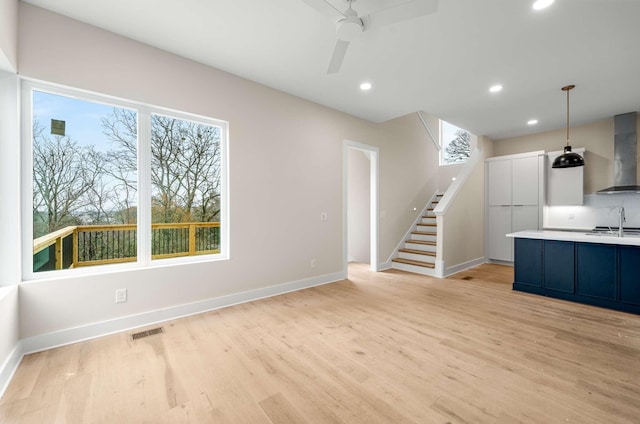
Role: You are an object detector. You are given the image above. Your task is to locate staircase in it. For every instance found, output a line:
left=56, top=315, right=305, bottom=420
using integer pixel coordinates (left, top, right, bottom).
left=391, top=194, right=442, bottom=275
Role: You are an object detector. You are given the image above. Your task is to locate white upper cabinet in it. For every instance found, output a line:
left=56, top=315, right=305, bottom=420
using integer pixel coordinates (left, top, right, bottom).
left=546, top=149, right=585, bottom=206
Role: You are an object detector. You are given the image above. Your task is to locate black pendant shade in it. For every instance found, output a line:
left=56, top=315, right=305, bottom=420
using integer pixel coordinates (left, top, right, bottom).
left=552, top=84, right=585, bottom=169
left=552, top=145, right=585, bottom=168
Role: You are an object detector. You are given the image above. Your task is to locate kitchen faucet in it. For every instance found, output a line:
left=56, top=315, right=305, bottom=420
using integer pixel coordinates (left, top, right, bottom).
left=619, top=206, right=625, bottom=237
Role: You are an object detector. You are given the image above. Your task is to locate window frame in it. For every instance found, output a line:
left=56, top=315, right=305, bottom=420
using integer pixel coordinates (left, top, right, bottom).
left=439, top=119, right=471, bottom=166
left=21, top=79, right=229, bottom=281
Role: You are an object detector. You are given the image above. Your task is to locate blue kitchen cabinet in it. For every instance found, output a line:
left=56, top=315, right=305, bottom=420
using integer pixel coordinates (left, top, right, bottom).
left=620, top=246, right=640, bottom=306
left=576, top=243, right=617, bottom=300
left=514, top=238, right=542, bottom=287
left=512, top=235, right=640, bottom=314
left=544, top=240, right=574, bottom=293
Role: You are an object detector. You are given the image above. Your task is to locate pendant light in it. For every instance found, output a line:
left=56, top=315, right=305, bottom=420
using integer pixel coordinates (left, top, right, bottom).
left=552, top=84, right=585, bottom=168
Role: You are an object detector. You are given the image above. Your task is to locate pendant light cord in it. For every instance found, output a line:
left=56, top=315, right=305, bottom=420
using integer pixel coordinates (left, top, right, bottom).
left=566, top=87, right=570, bottom=146
left=562, top=84, right=575, bottom=147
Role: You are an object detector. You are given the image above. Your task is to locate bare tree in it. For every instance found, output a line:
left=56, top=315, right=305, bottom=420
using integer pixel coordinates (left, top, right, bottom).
left=445, top=129, right=471, bottom=163
left=101, top=108, right=138, bottom=224
left=32, top=121, right=104, bottom=237
left=82, top=149, right=113, bottom=224
left=101, top=111, right=221, bottom=224
left=168, top=119, right=221, bottom=221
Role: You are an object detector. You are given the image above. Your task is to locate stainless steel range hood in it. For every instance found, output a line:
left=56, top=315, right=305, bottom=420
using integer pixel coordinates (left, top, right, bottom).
left=597, top=112, right=640, bottom=194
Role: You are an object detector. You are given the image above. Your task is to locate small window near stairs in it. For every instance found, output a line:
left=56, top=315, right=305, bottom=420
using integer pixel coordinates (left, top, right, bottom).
left=440, top=120, right=471, bottom=165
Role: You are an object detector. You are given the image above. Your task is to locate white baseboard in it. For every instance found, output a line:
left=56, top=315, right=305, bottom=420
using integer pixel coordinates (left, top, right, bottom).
left=0, top=342, right=23, bottom=400
left=443, top=257, right=487, bottom=278
left=435, top=259, right=445, bottom=278
left=378, top=260, right=392, bottom=271
left=20, top=270, right=347, bottom=356
left=486, top=259, right=514, bottom=267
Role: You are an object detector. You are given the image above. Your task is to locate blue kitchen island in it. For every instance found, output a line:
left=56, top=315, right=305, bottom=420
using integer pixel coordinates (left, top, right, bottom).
left=507, top=230, right=640, bottom=314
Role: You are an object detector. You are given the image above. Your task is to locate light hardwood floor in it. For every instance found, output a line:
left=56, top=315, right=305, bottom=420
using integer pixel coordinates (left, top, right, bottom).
left=1, top=263, right=639, bottom=423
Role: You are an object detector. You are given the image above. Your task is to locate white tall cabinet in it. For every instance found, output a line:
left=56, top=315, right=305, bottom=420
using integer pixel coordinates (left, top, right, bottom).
left=486, top=151, right=544, bottom=262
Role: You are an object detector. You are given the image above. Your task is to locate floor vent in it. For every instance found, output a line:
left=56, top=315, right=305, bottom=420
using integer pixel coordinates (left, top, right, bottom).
left=131, top=327, right=164, bottom=341
left=461, top=276, right=473, bottom=281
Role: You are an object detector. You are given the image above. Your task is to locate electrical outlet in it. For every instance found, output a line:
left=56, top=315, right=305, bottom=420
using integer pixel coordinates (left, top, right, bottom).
left=115, top=288, right=127, bottom=303
left=320, top=212, right=328, bottom=221
left=568, top=212, right=575, bottom=220
left=311, top=259, right=317, bottom=269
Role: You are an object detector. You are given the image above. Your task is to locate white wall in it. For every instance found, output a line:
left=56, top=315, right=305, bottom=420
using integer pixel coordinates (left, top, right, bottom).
left=0, top=287, right=20, bottom=396
left=0, top=0, right=17, bottom=71
left=347, top=149, right=370, bottom=263
left=0, top=72, right=21, bottom=287
left=438, top=163, right=464, bottom=194
left=0, top=71, right=21, bottom=396
left=15, top=3, right=439, bottom=342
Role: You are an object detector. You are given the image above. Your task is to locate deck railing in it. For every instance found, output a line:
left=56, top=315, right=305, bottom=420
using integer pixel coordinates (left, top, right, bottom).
left=33, top=222, right=220, bottom=272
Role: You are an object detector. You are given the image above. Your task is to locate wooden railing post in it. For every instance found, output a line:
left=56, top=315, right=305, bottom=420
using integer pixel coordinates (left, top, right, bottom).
left=55, top=236, right=62, bottom=270
left=189, top=224, right=196, bottom=256
left=72, top=229, right=78, bottom=269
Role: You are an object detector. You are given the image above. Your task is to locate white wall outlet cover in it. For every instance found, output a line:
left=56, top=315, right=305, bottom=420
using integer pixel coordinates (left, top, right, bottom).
left=115, top=288, right=127, bottom=303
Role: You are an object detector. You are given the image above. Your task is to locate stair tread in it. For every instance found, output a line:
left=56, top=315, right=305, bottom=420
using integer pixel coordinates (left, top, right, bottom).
left=392, top=258, right=436, bottom=268
left=406, top=240, right=437, bottom=246
left=417, top=223, right=436, bottom=227
left=399, top=248, right=436, bottom=256
left=412, top=231, right=437, bottom=236
left=421, top=216, right=436, bottom=219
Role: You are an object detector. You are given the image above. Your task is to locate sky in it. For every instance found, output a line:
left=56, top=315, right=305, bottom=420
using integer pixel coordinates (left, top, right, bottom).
left=441, top=120, right=467, bottom=145
left=33, top=90, right=133, bottom=152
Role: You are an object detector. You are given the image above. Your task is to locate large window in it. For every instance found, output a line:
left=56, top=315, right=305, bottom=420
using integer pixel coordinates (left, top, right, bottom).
left=24, top=82, right=227, bottom=277
left=440, top=120, right=471, bottom=165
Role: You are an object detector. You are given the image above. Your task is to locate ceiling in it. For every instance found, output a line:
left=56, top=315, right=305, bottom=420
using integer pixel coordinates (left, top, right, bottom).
left=22, top=0, right=640, bottom=140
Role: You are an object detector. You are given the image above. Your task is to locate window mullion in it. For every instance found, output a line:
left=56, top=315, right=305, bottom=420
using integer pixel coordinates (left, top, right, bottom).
left=137, top=109, right=152, bottom=266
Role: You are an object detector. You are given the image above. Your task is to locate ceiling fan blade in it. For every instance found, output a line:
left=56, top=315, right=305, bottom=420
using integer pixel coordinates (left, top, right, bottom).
left=327, top=39, right=350, bottom=74
left=300, top=0, right=345, bottom=18
left=362, top=0, right=438, bottom=30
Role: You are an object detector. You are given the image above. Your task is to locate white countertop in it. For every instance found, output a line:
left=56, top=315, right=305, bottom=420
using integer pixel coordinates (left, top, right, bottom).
left=507, top=230, right=640, bottom=246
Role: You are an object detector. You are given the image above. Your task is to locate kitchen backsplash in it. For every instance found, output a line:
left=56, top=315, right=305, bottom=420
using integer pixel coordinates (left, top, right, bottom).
left=545, top=193, right=640, bottom=230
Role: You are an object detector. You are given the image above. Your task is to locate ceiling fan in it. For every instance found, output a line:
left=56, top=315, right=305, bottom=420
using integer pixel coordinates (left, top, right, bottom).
left=302, top=0, right=438, bottom=74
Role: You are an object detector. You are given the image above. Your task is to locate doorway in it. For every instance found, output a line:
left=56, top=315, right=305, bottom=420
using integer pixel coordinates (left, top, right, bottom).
left=344, top=140, right=379, bottom=273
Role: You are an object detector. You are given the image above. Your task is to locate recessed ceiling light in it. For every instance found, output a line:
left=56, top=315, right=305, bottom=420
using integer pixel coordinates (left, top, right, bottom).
left=532, top=0, right=554, bottom=10
left=489, top=84, right=503, bottom=93
left=528, top=119, right=539, bottom=125
left=360, top=82, right=372, bottom=91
